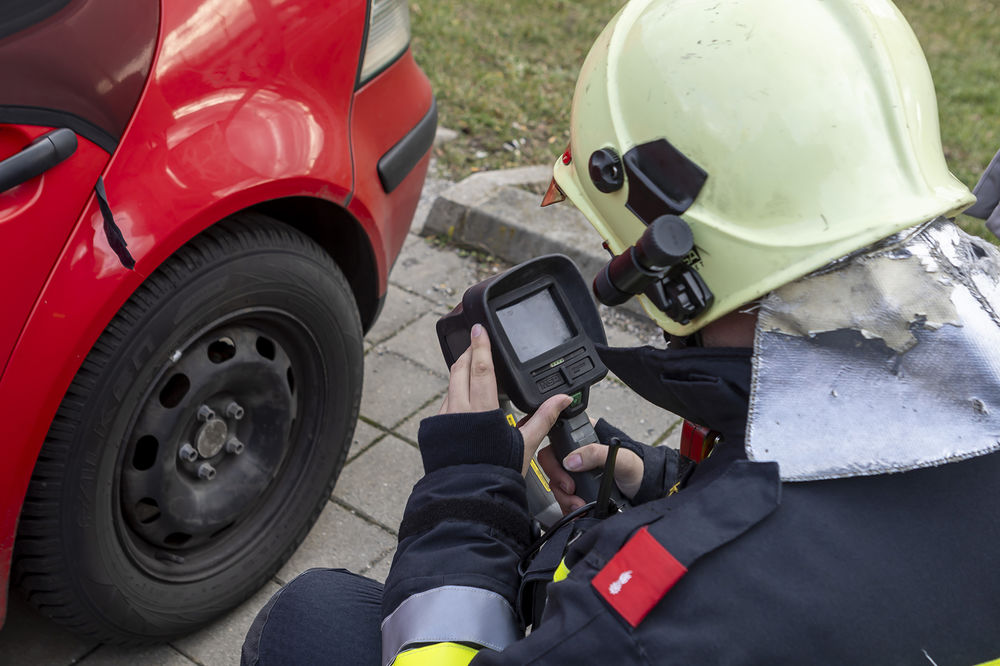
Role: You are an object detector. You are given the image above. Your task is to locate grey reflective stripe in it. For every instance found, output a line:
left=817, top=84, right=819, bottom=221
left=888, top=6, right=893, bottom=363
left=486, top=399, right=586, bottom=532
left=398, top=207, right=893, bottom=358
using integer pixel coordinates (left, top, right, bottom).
left=380, top=585, right=520, bottom=666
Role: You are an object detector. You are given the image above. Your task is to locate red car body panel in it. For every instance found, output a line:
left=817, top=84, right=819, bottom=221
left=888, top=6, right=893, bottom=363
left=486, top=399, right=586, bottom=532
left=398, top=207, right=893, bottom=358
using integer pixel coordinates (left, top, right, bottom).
left=349, top=49, right=434, bottom=276
left=0, top=0, right=433, bottom=625
left=0, top=127, right=110, bottom=373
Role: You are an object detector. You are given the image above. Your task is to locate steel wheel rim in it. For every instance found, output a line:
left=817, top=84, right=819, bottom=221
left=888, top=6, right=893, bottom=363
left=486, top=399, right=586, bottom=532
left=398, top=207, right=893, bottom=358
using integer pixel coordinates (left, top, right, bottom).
left=114, top=307, right=330, bottom=582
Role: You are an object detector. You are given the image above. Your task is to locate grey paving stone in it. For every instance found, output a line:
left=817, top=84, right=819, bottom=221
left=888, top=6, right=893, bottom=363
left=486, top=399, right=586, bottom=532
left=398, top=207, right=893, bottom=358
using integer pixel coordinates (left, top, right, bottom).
left=396, top=394, right=445, bottom=444
left=349, top=419, right=383, bottom=460
left=422, top=172, right=654, bottom=319
left=0, top=593, right=96, bottom=665
left=603, top=323, right=647, bottom=349
left=363, top=549, right=396, bottom=584
left=390, top=236, right=482, bottom=308
left=172, top=581, right=280, bottom=666
left=659, top=419, right=684, bottom=449
left=410, top=177, right=456, bottom=235
left=360, top=351, right=448, bottom=428
left=276, top=501, right=395, bottom=584
left=366, top=283, right=438, bottom=345
left=333, top=436, right=424, bottom=532
left=602, top=315, right=664, bottom=349
left=381, top=311, right=451, bottom=376
left=434, top=127, right=459, bottom=145
left=364, top=548, right=396, bottom=583
left=588, top=378, right=680, bottom=444
left=80, top=644, right=195, bottom=666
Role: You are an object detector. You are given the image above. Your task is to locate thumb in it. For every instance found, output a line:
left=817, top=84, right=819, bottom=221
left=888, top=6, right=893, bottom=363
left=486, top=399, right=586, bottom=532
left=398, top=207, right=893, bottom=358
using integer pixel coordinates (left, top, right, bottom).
left=565, top=443, right=644, bottom=499
left=519, top=395, right=572, bottom=462
left=562, top=442, right=608, bottom=474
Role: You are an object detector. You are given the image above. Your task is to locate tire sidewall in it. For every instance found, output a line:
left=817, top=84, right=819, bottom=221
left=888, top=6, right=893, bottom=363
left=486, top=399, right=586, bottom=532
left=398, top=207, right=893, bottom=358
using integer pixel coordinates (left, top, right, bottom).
left=60, top=225, right=362, bottom=639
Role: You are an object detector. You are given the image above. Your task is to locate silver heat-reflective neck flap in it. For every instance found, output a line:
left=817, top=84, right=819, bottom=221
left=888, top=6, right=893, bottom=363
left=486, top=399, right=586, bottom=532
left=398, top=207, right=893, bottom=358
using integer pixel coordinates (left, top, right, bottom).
left=747, top=219, right=1000, bottom=481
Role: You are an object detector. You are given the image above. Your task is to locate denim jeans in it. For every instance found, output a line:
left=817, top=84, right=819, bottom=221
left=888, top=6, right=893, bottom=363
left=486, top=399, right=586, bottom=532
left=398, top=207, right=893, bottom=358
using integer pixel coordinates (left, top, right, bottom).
left=242, top=568, right=383, bottom=666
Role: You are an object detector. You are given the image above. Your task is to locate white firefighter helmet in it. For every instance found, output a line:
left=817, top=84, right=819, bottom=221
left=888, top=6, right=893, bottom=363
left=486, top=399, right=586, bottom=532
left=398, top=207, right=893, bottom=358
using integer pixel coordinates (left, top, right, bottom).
left=551, top=0, right=975, bottom=335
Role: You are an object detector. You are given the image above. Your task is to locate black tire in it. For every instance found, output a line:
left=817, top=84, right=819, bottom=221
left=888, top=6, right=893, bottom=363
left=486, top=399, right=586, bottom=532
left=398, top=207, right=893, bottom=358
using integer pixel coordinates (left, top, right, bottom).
left=13, top=214, right=363, bottom=644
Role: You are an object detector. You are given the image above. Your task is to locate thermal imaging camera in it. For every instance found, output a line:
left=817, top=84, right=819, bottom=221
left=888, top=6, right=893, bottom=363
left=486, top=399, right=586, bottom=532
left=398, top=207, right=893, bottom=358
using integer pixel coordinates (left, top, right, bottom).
left=437, top=254, right=622, bottom=507
left=437, top=254, right=606, bottom=414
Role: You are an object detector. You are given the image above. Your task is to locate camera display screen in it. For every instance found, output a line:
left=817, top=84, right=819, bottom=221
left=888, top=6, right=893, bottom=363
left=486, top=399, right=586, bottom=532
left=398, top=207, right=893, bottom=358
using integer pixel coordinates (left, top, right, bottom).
left=496, top=289, right=572, bottom=362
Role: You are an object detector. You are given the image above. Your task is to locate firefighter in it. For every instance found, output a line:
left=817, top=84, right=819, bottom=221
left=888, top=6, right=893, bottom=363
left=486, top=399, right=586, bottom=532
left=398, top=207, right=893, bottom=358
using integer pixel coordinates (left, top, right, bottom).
left=243, top=0, right=1000, bottom=663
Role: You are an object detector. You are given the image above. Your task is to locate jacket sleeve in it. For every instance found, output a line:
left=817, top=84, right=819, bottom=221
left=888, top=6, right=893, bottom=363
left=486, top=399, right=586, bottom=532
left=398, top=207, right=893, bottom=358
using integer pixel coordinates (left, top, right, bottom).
left=380, top=409, right=531, bottom=666
left=594, top=418, right=680, bottom=504
left=381, top=410, right=676, bottom=665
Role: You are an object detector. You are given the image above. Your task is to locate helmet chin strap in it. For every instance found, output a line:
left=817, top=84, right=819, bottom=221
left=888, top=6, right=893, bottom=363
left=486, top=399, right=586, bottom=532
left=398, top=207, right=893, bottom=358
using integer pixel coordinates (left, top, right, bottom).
left=747, top=219, right=1000, bottom=481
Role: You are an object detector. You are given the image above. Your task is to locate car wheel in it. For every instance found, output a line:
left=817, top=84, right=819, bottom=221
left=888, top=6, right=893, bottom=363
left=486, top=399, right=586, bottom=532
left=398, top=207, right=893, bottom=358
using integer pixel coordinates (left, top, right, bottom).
left=13, top=213, right=364, bottom=644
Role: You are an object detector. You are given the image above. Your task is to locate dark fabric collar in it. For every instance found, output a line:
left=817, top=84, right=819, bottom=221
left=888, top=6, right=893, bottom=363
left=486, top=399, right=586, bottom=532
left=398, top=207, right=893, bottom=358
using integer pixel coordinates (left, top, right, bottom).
left=595, top=344, right=752, bottom=450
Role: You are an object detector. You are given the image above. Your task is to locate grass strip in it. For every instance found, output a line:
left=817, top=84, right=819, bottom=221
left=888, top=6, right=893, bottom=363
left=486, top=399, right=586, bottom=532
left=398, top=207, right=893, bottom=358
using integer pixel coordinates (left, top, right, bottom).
left=412, top=0, right=999, bottom=238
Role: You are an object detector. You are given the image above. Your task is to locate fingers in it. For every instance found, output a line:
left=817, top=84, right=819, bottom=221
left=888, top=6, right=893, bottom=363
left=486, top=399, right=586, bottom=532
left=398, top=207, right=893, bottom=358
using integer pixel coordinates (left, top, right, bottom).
left=538, top=445, right=572, bottom=493
left=538, top=446, right=585, bottom=514
left=468, top=324, right=498, bottom=412
left=561, top=442, right=609, bottom=475
left=539, top=441, right=646, bottom=510
left=565, top=443, right=644, bottom=499
left=519, top=394, right=572, bottom=470
left=445, top=346, right=472, bottom=413
left=552, top=484, right=587, bottom=514
left=520, top=394, right=571, bottom=448
left=444, top=325, right=499, bottom=415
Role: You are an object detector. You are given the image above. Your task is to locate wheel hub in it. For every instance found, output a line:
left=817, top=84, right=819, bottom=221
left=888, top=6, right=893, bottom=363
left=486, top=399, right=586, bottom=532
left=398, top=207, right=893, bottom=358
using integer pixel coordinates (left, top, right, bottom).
left=195, top=418, right=229, bottom=458
left=119, top=322, right=301, bottom=561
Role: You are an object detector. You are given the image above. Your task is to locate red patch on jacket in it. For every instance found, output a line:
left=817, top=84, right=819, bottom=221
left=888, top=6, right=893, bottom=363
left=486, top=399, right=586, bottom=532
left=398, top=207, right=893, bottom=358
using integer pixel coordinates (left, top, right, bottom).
left=591, top=526, right=687, bottom=627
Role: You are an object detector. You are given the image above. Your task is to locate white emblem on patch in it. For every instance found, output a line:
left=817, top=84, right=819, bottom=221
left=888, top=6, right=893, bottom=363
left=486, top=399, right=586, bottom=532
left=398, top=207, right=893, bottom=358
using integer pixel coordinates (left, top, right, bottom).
left=608, top=570, right=633, bottom=595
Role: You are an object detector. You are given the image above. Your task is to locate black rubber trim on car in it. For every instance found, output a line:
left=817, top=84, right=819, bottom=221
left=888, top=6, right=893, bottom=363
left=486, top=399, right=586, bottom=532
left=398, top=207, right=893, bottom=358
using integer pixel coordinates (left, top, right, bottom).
left=0, top=106, right=117, bottom=154
left=377, top=97, right=437, bottom=194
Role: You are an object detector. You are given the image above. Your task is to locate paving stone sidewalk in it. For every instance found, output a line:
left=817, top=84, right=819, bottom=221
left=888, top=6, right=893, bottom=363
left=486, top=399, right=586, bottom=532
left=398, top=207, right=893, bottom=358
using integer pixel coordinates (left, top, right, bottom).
left=0, top=178, right=679, bottom=666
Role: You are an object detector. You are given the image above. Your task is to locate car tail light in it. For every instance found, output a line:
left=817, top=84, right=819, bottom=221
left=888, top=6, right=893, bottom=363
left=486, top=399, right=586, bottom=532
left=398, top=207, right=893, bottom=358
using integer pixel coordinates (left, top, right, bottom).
left=359, top=0, right=411, bottom=85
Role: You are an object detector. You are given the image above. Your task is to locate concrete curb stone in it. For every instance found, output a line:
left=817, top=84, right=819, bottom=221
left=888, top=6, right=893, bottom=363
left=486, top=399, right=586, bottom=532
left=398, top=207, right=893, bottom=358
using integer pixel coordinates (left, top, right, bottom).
left=419, top=164, right=652, bottom=320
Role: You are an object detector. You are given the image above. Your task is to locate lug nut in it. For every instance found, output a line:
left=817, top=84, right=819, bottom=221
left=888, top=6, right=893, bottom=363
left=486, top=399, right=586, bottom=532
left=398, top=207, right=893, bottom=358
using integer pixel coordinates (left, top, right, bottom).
left=225, top=437, right=245, bottom=455
left=225, top=402, right=245, bottom=420
left=197, top=462, right=217, bottom=480
left=197, top=404, right=216, bottom=422
left=178, top=443, right=198, bottom=462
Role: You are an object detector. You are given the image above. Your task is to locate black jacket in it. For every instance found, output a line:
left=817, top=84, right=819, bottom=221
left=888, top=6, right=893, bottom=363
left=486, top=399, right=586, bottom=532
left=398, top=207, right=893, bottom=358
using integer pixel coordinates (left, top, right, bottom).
left=382, top=349, right=1000, bottom=664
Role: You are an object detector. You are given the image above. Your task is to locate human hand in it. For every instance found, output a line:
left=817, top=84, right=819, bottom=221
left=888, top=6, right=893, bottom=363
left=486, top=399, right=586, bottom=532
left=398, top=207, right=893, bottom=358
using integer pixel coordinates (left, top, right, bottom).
left=439, top=324, right=571, bottom=475
left=538, top=437, right=644, bottom=513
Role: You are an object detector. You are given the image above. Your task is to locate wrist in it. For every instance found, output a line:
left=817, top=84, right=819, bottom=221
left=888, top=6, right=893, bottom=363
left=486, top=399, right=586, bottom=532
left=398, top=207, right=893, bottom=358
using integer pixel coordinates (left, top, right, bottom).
left=417, top=409, right=524, bottom=474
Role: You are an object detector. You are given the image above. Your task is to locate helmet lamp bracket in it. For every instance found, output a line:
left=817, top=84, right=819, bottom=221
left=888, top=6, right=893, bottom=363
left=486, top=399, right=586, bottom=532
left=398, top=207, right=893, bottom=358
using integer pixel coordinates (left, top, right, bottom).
left=592, top=214, right=714, bottom=324
left=623, top=138, right=707, bottom=223
left=644, top=263, right=714, bottom=325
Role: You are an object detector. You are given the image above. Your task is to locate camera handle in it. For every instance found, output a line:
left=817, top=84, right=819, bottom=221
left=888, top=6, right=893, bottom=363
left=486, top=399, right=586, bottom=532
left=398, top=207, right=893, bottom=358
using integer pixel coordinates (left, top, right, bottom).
left=548, top=411, right=624, bottom=509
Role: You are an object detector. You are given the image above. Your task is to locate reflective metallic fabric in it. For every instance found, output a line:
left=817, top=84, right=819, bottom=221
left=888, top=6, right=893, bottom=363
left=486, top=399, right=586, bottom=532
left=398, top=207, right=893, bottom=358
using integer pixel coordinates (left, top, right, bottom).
left=748, top=219, right=1000, bottom=481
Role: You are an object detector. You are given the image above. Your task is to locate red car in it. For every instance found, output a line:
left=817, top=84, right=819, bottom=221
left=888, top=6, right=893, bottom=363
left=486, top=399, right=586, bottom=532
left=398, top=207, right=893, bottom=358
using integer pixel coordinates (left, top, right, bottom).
left=0, top=0, right=434, bottom=644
